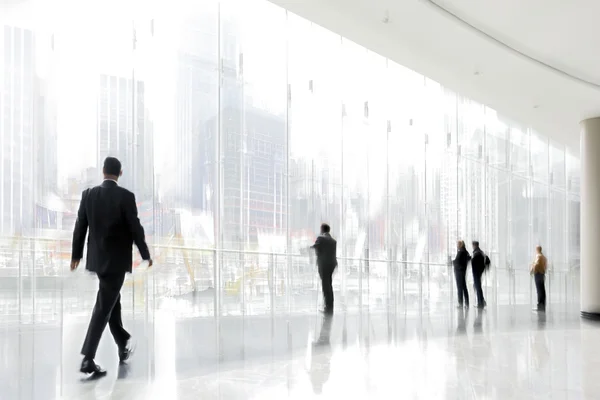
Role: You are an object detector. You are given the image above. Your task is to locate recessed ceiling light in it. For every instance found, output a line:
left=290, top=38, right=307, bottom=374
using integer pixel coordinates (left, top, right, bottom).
left=473, top=71, right=481, bottom=76
left=533, top=105, right=540, bottom=109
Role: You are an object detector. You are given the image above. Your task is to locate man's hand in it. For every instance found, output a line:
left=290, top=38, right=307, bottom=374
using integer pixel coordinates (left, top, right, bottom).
left=70, top=259, right=80, bottom=271
left=146, top=259, right=153, bottom=268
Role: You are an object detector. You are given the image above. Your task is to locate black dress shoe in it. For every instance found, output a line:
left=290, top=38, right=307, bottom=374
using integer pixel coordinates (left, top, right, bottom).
left=80, top=359, right=107, bottom=377
left=119, top=339, right=135, bottom=363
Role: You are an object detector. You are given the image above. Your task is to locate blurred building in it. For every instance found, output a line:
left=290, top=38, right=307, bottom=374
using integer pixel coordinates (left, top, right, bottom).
left=0, top=26, right=57, bottom=235
left=203, top=106, right=286, bottom=249
left=96, top=74, right=154, bottom=202
left=172, top=10, right=242, bottom=213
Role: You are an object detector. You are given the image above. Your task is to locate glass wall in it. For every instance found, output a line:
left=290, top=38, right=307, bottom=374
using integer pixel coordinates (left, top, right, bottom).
left=0, top=0, right=580, bottom=323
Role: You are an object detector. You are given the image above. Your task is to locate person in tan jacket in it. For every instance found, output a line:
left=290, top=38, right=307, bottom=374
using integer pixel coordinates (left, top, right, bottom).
left=530, top=246, right=548, bottom=312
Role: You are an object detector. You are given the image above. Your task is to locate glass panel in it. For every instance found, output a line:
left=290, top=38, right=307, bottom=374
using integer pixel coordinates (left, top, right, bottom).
left=487, top=168, right=510, bottom=303
left=531, top=183, right=548, bottom=251
left=458, top=158, right=484, bottom=243
left=485, top=109, right=509, bottom=169
left=149, top=1, right=219, bottom=316
left=340, top=39, right=370, bottom=310
left=550, top=141, right=566, bottom=189
left=509, top=124, right=529, bottom=176
left=288, top=16, right=342, bottom=313
left=567, top=150, right=580, bottom=194
left=386, top=61, right=427, bottom=312
left=531, top=131, right=549, bottom=184
left=550, top=190, right=567, bottom=271
left=457, top=96, right=485, bottom=160
left=365, top=54, right=388, bottom=311
left=510, top=177, right=530, bottom=274
left=221, top=0, right=287, bottom=315
left=424, top=79, right=453, bottom=310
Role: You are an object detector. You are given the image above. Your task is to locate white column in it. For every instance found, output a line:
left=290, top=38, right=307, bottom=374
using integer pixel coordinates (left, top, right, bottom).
left=581, top=117, right=600, bottom=317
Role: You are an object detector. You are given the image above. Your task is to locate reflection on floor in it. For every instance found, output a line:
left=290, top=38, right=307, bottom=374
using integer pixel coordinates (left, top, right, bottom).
left=0, top=303, right=597, bottom=399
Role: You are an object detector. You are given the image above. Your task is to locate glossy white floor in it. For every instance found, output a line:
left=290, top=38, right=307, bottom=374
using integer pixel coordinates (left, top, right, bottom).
left=1, top=302, right=598, bottom=399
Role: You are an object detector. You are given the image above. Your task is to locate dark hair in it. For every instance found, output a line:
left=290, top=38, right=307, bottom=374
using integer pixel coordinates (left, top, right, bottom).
left=103, top=157, right=122, bottom=176
left=320, top=223, right=331, bottom=233
left=472, top=241, right=479, bottom=247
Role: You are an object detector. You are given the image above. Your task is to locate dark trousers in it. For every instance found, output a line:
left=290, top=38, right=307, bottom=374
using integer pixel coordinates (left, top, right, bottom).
left=472, top=269, right=485, bottom=306
left=319, top=266, right=335, bottom=312
left=454, top=268, right=469, bottom=306
left=534, top=273, right=546, bottom=308
left=81, top=272, right=130, bottom=359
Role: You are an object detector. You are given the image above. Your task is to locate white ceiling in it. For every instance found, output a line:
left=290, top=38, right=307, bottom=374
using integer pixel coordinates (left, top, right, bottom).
left=269, top=0, right=600, bottom=152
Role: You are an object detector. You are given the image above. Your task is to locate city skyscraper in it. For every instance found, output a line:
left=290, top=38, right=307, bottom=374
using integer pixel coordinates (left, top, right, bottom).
left=172, top=11, right=288, bottom=248
left=96, top=74, right=154, bottom=201
left=0, top=25, right=57, bottom=234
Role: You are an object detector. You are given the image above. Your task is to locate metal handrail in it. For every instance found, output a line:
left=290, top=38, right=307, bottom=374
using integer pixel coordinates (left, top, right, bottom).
left=0, top=236, right=450, bottom=267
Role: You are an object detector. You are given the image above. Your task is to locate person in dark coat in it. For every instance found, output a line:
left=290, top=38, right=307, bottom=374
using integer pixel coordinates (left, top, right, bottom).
left=453, top=240, right=471, bottom=308
left=471, top=241, right=487, bottom=309
left=71, top=157, right=152, bottom=377
left=311, top=223, right=337, bottom=315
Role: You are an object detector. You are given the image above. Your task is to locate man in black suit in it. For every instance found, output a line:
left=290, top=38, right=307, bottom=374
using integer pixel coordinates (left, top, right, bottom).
left=71, top=157, right=152, bottom=376
left=311, top=223, right=337, bottom=315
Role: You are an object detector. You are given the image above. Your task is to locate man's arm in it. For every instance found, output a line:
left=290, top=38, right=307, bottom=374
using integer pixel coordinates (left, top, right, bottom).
left=71, top=190, right=89, bottom=270
left=531, top=255, right=540, bottom=274
left=124, top=191, right=151, bottom=262
left=310, top=236, right=322, bottom=249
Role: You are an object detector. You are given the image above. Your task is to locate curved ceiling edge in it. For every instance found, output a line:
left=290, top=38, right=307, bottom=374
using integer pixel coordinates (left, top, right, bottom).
left=426, top=0, right=600, bottom=90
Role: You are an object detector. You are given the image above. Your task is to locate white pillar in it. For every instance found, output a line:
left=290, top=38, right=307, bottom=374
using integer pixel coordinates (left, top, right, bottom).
left=581, top=117, right=600, bottom=318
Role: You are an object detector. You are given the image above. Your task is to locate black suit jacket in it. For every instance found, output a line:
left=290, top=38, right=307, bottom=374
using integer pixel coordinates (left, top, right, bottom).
left=312, top=233, right=337, bottom=272
left=453, top=248, right=471, bottom=271
left=72, top=180, right=150, bottom=275
left=471, top=248, right=485, bottom=274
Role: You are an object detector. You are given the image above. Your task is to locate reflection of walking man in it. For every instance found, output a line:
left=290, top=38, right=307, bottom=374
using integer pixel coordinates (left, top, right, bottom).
left=311, top=223, right=337, bottom=315
left=531, top=246, right=547, bottom=312
left=71, top=157, right=152, bottom=377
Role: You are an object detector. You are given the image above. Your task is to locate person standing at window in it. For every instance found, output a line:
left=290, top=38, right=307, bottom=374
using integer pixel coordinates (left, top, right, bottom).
left=453, top=240, right=471, bottom=309
left=471, top=241, right=489, bottom=309
left=531, top=245, right=548, bottom=312
left=311, top=223, right=337, bottom=315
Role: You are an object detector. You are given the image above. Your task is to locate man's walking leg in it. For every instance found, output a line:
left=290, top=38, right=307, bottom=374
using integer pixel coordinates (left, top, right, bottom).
left=81, top=274, right=125, bottom=360
left=108, top=293, right=130, bottom=349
